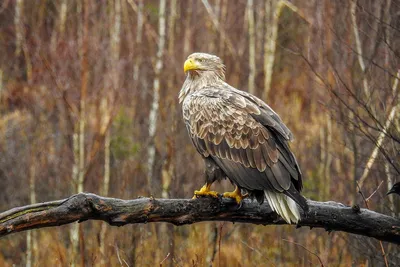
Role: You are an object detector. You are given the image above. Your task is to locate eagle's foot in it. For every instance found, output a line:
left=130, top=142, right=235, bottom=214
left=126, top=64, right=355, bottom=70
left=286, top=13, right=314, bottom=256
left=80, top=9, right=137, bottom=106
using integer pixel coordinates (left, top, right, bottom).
left=223, top=186, right=248, bottom=204
left=193, top=183, right=219, bottom=199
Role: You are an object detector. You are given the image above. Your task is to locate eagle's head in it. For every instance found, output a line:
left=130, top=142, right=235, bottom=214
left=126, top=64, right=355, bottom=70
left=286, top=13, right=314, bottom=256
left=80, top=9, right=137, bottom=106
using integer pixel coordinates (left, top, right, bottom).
left=183, top=53, right=225, bottom=80
left=179, top=53, right=226, bottom=103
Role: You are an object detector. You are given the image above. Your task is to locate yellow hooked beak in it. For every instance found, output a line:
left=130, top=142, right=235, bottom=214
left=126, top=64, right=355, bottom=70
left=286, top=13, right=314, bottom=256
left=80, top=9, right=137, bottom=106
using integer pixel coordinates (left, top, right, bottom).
left=184, top=58, right=199, bottom=73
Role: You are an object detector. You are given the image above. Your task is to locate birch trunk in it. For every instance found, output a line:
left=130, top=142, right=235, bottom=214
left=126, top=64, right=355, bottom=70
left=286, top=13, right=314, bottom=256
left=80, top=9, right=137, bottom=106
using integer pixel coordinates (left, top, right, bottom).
left=218, top=0, right=228, bottom=55
left=183, top=0, right=193, bottom=56
left=14, top=0, right=23, bottom=56
left=100, top=0, right=120, bottom=264
left=126, top=2, right=144, bottom=264
left=147, top=0, right=166, bottom=194
left=263, top=1, right=304, bottom=100
left=255, top=1, right=264, bottom=59
left=383, top=0, right=395, bottom=216
left=26, top=165, right=36, bottom=267
left=350, top=0, right=369, bottom=97
left=0, top=68, right=3, bottom=94
left=132, top=0, right=143, bottom=87
left=51, top=0, right=68, bottom=53
left=263, top=0, right=278, bottom=100
left=70, top=131, right=80, bottom=266
left=349, top=112, right=359, bottom=206
left=18, top=2, right=36, bottom=262
left=167, top=0, right=177, bottom=56
left=99, top=105, right=111, bottom=265
left=70, top=1, right=89, bottom=265
left=247, top=0, right=256, bottom=95
left=385, top=162, right=395, bottom=216
left=324, top=114, right=332, bottom=199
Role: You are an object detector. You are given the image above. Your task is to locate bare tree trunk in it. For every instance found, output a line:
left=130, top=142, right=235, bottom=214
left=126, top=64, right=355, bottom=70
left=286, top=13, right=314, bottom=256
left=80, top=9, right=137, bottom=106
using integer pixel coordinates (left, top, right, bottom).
left=59, top=0, right=68, bottom=35
left=19, top=3, right=36, bottom=262
left=14, top=0, right=23, bottom=56
left=263, top=1, right=304, bottom=100
left=255, top=1, right=264, bottom=60
left=0, top=68, right=3, bottom=95
left=324, top=114, right=332, bottom=199
left=167, top=0, right=177, bottom=57
left=263, top=0, right=278, bottom=100
left=70, top=132, right=80, bottom=266
left=100, top=0, right=120, bottom=264
left=132, top=0, right=143, bottom=88
left=201, top=0, right=234, bottom=56
left=26, top=165, right=36, bottom=267
left=99, top=116, right=111, bottom=264
left=385, top=162, right=395, bottom=216
left=51, top=0, right=68, bottom=52
left=125, top=2, right=144, bottom=264
left=147, top=0, right=166, bottom=194
left=247, top=0, right=256, bottom=94
left=350, top=0, right=369, bottom=97
left=70, top=1, right=89, bottom=266
left=218, top=0, right=228, bottom=56
left=99, top=97, right=111, bottom=264
left=183, top=0, right=193, bottom=56
left=160, top=116, right=176, bottom=266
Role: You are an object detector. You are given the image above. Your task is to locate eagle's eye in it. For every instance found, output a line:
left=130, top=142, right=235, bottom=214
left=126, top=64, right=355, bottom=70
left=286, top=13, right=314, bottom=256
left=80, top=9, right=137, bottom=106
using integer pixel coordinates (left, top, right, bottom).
left=198, top=58, right=204, bottom=63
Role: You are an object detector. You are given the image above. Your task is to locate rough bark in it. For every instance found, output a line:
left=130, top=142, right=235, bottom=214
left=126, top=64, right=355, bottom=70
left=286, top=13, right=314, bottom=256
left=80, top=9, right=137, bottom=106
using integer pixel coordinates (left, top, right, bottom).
left=0, top=193, right=399, bottom=245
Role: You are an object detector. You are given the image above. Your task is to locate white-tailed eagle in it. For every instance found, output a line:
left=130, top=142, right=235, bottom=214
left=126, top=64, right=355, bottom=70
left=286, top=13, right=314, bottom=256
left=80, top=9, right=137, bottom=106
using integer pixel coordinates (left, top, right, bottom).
left=179, top=52, right=308, bottom=224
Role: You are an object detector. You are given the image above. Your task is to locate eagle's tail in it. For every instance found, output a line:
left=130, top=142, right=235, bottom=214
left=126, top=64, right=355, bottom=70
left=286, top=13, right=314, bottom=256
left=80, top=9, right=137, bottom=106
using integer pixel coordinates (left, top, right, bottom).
left=264, top=191, right=301, bottom=224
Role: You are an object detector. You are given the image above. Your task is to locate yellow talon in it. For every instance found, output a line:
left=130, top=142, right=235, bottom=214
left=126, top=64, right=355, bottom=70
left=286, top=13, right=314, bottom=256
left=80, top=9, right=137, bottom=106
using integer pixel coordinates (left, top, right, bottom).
left=193, top=183, right=219, bottom=199
left=223, top=186, right=248, bottom=204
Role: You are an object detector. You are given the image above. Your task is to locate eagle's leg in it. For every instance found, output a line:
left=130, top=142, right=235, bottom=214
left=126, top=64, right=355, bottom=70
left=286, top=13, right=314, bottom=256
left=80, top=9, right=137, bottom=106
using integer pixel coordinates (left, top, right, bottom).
left=223, top=186, right=248, bottom=204
left=193, top=157, right=223, bottom=199
left=193, top=183, right=219, bottom=199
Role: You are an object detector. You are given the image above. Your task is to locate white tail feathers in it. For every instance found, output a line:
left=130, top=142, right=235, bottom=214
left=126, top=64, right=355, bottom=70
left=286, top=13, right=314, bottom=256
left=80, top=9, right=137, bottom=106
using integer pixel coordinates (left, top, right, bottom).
left=264, top=191, right=301, bottom=224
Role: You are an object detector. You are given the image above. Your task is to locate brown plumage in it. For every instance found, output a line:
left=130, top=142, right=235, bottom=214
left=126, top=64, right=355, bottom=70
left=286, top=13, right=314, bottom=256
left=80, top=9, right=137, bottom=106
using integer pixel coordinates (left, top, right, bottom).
left=179, top=52, right=308, bottom=223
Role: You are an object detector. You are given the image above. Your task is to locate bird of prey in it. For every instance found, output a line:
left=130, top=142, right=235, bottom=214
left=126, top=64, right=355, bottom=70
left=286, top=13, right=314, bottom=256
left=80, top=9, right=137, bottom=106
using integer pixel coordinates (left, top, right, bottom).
left=179, top=52, right=308, bottom=224
left=387, top=182, right=400, bottom=196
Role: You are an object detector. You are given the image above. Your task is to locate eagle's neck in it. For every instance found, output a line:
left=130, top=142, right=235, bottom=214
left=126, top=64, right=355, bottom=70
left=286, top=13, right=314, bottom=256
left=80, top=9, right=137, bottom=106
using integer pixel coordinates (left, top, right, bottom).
left=179, top=70, right=224, bottom=103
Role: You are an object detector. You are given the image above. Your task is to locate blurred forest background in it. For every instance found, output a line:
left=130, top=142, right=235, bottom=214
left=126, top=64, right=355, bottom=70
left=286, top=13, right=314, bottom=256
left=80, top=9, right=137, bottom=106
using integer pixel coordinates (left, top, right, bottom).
left=0, top=0, right=399, bottom=266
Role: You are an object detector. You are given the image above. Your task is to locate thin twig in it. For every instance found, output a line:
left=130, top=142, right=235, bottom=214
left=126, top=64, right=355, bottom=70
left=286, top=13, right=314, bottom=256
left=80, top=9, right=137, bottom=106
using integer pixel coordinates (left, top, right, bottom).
left=282, top=239, right=325, bottom=267
left=160, top=252, right=170, bottom=266
left=356, top=182, right=389, bottom=267
left=240, top=240, right=276, bottom=267
left=358, top=70, right=400, bottom=188
left=113, top=243, right=130, bottom=267
left=365, top=181, right=384, bottom=202
left=114, top=244, right=123, bottom=267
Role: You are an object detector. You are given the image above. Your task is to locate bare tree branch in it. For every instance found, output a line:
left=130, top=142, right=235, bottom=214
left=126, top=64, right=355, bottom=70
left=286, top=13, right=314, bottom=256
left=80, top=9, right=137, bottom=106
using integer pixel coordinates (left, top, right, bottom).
left=358, top=69, right=400, bottom=188
left=0, top=193, right=399, bottom=244
left=201, top=0, right=235, bottom=55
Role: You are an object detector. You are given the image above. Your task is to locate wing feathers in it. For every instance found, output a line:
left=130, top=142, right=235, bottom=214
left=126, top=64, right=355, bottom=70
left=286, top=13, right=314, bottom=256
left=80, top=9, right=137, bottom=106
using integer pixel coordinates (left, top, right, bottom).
left=183, top=88, right=306, bottom=221
left=246, top=147, right=257, bottom=168
left=239, top=148, right=250, bottom=167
